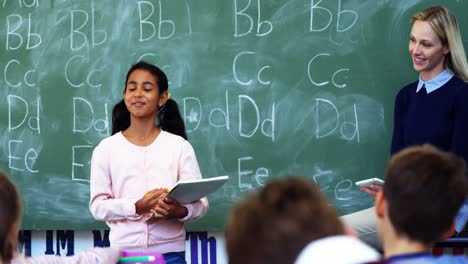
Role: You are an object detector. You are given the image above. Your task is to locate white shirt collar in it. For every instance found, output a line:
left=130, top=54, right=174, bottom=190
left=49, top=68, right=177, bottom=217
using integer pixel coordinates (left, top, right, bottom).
left=416, top=70, right=454, bottom=94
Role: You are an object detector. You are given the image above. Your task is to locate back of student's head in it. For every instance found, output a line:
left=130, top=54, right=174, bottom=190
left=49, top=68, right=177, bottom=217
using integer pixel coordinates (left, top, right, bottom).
left=112, top=61, right=187, bottom=139
left=384, top=145, right=467, bottom=244
left=225, top=176, right=344, bottom=264
left=0, top=171, right=22, bottom=263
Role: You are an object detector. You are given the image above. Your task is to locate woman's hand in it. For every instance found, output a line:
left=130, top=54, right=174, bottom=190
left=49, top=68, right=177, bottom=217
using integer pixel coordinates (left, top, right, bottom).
left=147, top=196, right=188, bottom=223
left=135, top=188, right=167, bottom=215
left=360, top=184, right=383, bottom=199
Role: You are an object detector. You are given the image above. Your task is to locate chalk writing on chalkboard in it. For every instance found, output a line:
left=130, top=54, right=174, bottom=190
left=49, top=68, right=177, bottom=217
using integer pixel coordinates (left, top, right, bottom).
left=1, top=0, right=466, bottom=230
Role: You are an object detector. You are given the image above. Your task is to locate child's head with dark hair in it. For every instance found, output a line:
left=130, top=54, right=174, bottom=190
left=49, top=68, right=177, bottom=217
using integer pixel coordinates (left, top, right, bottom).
left=225, top=176, right=345, bottom=264
left=0, top=171, right=22, bottom=263
left=112, top=61, right=187, bottom=139
left=380, top=145, right=467, bottom=245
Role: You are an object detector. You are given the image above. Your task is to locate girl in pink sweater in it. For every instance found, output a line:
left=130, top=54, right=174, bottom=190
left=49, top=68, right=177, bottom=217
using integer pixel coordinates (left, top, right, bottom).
left=89, top=61, right=208, bottom=264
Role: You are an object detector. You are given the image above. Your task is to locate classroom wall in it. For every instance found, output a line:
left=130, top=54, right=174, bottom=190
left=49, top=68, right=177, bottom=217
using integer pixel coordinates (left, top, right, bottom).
left=19, top=230, right=468, bottom=263
left=2, top=0, right=452, bottom=231
left=2, top=1, right=468, bottom=260
left=20, top=230, right=227, bottom=264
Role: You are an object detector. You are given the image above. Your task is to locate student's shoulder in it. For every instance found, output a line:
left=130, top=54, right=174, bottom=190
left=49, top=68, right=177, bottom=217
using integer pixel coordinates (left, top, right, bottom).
left=295, top=236, right=380, bottom=264
left=95, top=133, right=125, bottom=149
left=160, top=131, right=195, bottom=152
left=160, top=130, right=188, bottom=144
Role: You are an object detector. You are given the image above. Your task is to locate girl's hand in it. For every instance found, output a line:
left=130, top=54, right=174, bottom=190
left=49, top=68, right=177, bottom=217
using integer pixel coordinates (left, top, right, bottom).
left=147, top=196, right=188, bottom=223
left=135, top=188, right=167, bottom=215
left=360, top=184, right=383, bottom=199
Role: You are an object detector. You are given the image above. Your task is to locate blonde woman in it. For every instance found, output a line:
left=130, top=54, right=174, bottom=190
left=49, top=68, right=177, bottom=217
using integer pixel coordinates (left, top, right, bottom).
left=344, top=6, right=468, bottom=249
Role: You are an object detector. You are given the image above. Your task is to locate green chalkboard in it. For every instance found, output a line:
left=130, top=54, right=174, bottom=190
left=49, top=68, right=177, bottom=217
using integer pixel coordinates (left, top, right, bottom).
left=1, top=0, right=467, bottom=230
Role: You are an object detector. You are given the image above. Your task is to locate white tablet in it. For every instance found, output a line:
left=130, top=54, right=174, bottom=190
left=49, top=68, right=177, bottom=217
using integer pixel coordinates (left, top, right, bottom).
left=166, top=176, right=229, bottom=204
left=355, top=178, right=384, bottom=188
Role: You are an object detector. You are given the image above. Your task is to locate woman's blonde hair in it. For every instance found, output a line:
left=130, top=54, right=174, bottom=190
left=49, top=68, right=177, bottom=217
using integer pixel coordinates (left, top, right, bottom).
left=412, top=6, right=468, bottom=81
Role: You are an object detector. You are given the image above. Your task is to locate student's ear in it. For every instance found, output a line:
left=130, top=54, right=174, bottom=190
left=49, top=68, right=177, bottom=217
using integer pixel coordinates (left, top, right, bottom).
left=440, top=221, right=456, bottom=241
left=375, top=191, right=386, bottom=219
left=159, top=91, right=169, bottom=107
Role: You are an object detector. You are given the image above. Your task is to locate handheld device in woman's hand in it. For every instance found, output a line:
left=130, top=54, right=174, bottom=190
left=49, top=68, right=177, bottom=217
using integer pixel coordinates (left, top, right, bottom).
left=355, top=178, right=384, bottom=188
